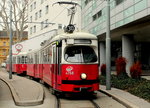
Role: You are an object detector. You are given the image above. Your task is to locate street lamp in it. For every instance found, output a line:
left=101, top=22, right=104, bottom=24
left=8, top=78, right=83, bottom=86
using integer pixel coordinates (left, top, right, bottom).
left=106, top=0, right=111, bottom=90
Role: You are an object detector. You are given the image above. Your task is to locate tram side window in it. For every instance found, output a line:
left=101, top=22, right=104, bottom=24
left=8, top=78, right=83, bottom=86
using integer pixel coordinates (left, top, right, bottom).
left=65, top=46, right=97, bottom=63
left=15, top=57, right=16, bottom=64
left=42, top=51, right=47, bottom=64
left=42, top=52, right=44, bottom=63
left=22, top=56, right=24, bottom=64
left=34, top=54, right=37, bottom=64
left=27, top=56, right=30, bottom=64
left=37, top=54, right=39, bottom=64
left=40, top=52, right=43, bottom=63
left=31, top=56, right=33, bottom=64
left=18, top=57, right=20, bottom=64
left=49, top=46, right=52, bottom=64
left=47, top=48, right=49, bottom=63
left=12, top=57, right=14, bottom=63
left=53, top=46, right=56, bottom=64
left=44, top=50, right=47, bottom=63
left=46, top=48, right=48, bottom=63
left=25, top=56, right=27, bottom=63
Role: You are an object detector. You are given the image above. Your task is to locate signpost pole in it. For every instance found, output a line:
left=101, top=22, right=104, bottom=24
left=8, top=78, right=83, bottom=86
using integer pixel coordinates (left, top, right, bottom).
left=9, top=5, right=13, bottom=79
left=106, top=0, right=111, bottom=90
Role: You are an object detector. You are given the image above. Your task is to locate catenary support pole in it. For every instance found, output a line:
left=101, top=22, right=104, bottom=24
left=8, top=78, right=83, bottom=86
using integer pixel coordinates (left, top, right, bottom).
left=9, top=5, right=13, bottom=79
left=106, top=0, right=111, bottom=90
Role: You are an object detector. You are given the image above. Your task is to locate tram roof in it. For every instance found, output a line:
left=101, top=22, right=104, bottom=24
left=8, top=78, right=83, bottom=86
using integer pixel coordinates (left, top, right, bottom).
left=40, top=32, right=97, bottom=48
left=18, top=52, right=27, bottom=55
left=51, top=32, right=97, bottom=42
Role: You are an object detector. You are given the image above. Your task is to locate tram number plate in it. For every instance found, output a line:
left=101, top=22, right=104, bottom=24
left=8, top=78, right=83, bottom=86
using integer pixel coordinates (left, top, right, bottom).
left=79, top=87, right=88, bottom=91
left=66, top=71, right=74, bottom=75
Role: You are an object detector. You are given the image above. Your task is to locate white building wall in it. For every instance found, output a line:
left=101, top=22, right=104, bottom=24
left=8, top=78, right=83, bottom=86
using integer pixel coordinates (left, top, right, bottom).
left=28, top=0, right=80, bottom=39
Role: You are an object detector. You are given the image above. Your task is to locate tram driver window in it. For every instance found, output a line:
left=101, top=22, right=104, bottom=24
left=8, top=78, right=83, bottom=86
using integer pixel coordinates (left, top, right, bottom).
left=65, top=46, right=97, bottom=63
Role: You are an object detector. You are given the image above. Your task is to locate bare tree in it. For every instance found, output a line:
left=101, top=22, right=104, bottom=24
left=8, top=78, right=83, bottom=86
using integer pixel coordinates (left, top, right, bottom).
left=0, top=0, right=28, bottom=42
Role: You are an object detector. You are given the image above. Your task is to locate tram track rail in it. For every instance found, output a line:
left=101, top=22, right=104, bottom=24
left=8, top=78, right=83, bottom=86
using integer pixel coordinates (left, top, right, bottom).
left=55, top=95, right=61, bottom=108
left=90, top=99, right=101, bottom=108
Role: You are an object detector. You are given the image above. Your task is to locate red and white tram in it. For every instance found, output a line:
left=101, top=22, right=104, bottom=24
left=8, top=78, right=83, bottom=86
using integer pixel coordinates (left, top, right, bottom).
left=39, top=32, right=99, bottom=93
left=7, top=52, right=27, bottom=74
left=17, top=52, right=27, bottom=74
left=27, top=50, right=43, bottom=79
left=7, top=31, right=99, bottom=93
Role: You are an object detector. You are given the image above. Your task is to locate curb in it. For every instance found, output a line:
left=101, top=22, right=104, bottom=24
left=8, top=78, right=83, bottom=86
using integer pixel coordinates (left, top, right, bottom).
left=0, top=77, right=44, bottom=106
left=99, top=89, right=139, bottom=108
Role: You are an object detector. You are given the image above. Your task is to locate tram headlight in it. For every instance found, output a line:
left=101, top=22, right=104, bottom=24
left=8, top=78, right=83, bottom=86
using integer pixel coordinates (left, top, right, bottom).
left=81, top=73, right=87, bottom=80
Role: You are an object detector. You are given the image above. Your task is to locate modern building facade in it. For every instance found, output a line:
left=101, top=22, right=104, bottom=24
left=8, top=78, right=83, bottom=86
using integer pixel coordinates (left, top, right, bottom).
left=28, top=0, right=81, bottom=39
left=81, top=0, right=150, bottom=75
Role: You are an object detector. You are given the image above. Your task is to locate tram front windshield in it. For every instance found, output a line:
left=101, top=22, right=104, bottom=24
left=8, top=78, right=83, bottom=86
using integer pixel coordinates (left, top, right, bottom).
left=65, top=46, right=97, bottom=63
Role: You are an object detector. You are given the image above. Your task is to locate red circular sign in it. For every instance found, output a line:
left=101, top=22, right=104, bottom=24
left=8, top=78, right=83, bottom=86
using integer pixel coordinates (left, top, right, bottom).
left=15, top=44, right=23, bottom=52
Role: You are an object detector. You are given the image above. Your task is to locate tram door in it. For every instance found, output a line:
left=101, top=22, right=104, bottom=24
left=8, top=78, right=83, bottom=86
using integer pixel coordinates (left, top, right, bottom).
left=34, top=53, right=37, bottom=76
left=53, top=44, right=58, bottom=89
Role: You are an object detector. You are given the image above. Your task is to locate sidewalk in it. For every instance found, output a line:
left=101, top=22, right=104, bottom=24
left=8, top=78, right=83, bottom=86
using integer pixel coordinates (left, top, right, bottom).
left=0, top=70, right=44, bottom=106
left=100, top=85, right=150, bottom=108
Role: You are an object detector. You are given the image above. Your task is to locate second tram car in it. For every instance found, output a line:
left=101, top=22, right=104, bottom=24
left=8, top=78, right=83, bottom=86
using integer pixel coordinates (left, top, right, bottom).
left=7, top=52, right=27, bottom=74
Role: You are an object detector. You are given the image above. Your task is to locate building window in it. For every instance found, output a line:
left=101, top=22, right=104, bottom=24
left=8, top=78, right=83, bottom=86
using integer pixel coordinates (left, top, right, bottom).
left=97, top=11, right=102, bottom=18
left=115, top=0, right=124, bottom=6
left=124, top=7, right=134, bottom=18
left=34, top=2, right=36, bottom=9
left=39, top=10, right=42, bottom=18
left=35, top=12, right=38, bottom=20
left=3, top=49, right=6, bottom=56
left=45, top=5, right=49, bottom=14
left=92, top=10, right=102, bottom=21
left=58, top=24, right=62, bottom=29
left=41, top=21, right=44, bottom=30
left=30, top=27, right=32, bottom=34
left=85, top=0, right=92, bottom=6
left=30, top=4, right=32, bottom=11
left=30, top=16, right=32, bottom=22
left=134, top=0, right=147, bottom=13
left=3, top=42, right=6, bottom=46
left=34, top=25, right=36, bottom=33
left=45, top=19, right=48, bottom=28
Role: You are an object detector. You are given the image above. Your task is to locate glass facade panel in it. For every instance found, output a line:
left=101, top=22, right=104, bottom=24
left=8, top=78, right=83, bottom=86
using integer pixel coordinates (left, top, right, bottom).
left=82, top=0, right=148, bottom=33
left=134, top=0, right=147, bottom=13
left=124, top=6, right=134, bottom=18
left=98, top=24, right=103, bottom=31
left=93, top=26, right=98, bottom=35
left=92, top=0, right=97, bottom=9
left=110, top=1, right=116, bottom=9
left=124, top=16, right=134, bottom=24
left=98, top=17, right=103, bottom=24
left=115, top=20, right=123, bottom=27
left=102, top=7, right=106, bottom=15
left=134, top=0, right=141, bottom=3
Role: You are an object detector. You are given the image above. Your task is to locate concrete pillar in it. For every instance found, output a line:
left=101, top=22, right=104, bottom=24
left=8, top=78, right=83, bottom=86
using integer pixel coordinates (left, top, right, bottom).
left=99, top=42, right=106, bottom=67
left=122, top=35, right=135, bottom=76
